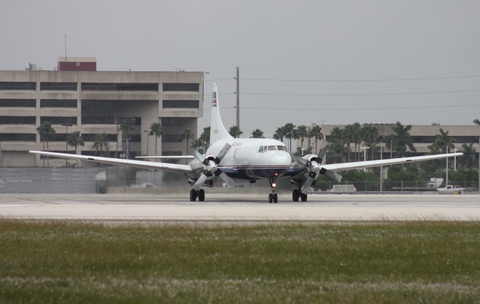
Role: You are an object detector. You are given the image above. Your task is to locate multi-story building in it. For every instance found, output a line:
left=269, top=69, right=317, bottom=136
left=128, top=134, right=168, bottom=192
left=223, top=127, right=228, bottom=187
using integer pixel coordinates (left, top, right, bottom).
left=0, top=58, right=204, bottom=167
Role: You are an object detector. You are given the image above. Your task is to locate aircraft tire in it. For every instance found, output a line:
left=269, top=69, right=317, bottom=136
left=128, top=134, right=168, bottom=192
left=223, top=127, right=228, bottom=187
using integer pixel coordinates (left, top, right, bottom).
left=273, top=193, right=278, bottom=203
left=190, top=189, right=198, bottom=201
left=300, top=193, right=308, bottom=202
left=292, top=189, right=300, bottom=202
left=198, top=189, right=205, bottom=201
left=268, top=193, right=273, bottom=203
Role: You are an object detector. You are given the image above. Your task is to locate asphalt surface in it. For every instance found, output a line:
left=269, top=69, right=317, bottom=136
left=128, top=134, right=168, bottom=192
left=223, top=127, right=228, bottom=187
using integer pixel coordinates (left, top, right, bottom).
left=0, top=192, right=479, bottom=222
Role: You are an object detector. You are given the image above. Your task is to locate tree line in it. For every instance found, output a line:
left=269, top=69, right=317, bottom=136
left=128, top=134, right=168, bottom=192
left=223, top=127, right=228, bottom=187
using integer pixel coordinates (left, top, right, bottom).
left=36, top=118, right=480, bottom=171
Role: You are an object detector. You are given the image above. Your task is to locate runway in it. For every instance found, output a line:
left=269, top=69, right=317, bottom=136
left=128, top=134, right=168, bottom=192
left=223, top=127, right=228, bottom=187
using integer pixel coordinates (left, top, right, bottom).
left=0, top=192, right=479, bottom=222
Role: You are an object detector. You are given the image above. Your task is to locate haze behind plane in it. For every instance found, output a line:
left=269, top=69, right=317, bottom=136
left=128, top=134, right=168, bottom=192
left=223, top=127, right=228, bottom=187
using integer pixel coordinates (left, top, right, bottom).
left=30, top=83, right=462, bottom=203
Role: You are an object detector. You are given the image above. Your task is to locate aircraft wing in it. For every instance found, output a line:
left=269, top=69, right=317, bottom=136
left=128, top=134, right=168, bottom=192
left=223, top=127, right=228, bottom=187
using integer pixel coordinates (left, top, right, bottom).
left=28, top=150, right=194, bottom=174
left=321, top=152, right=463, bottom=172
left=135, top=156, right=195, bottom=160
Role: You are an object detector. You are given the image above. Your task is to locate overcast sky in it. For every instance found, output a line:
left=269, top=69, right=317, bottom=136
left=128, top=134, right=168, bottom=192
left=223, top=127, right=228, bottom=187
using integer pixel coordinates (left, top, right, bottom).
left=2, top=1, right=479, bottom=136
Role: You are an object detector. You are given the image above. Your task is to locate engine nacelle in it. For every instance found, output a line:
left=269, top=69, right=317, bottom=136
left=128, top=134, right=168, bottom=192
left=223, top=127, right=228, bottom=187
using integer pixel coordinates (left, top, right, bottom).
left=301, top=153, right=319, bottom=164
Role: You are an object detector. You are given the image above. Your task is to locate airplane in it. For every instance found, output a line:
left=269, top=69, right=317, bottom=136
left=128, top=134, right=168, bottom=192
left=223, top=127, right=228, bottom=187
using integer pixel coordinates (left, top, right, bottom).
left=30, top=83, right=463, bottom=203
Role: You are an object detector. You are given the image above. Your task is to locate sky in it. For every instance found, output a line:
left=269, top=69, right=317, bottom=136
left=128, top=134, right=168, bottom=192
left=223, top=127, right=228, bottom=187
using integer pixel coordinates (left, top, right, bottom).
left=2, top=0, right=480, bottom=137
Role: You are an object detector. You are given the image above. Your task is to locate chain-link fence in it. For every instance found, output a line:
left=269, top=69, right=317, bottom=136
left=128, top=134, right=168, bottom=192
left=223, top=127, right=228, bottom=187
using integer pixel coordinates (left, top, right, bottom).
left=315, top=180, right=479, bottom=192
left=0, top=167, right=101, bottom=193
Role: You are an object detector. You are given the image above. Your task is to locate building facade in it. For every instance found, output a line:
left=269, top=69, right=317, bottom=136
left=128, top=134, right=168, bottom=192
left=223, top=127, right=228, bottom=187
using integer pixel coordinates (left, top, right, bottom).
left=298, top=124, right=480, bottom=157
left=0, top=58, right=204, bottom=167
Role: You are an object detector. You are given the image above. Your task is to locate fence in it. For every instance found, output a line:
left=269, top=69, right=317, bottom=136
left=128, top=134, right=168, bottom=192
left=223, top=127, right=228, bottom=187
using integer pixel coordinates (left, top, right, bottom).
left=0, top=167, right=102, bottom=194
left=315, top=180, right=478, bottom=192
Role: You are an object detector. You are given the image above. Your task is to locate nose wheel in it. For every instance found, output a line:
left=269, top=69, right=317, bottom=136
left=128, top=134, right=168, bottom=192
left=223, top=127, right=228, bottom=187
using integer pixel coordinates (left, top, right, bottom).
left=268, top=173, right=279, bottom=203
left=268, top=192, right=278, bottom=203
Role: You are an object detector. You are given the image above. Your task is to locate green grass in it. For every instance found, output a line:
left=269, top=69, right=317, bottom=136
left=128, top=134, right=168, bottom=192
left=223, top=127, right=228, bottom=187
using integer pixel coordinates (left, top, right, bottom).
left=1, top=221, right=480, bottom=303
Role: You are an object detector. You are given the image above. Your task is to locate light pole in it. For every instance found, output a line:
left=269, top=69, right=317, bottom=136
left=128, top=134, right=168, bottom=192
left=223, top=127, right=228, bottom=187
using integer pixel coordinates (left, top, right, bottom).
left=360, top=145, right=370, bottom=172
left=380, top=141, right=383, bottom=192
left=446, top=146, right=449, bottom=187
left=61, top=122, right=72, bottom=167
left=390, top=137, right=393, bottom=158
left=453, top=147, right=457, bottom=171
left=144, top=130, right=149, bottom=156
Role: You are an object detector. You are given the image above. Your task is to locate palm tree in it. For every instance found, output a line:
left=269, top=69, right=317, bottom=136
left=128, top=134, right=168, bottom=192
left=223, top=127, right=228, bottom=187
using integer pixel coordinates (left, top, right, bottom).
left=273, top=126, right=286, bottom=142
left=179, top=128, right=195, bottom=155
left=119, top=119, right=135, bottom=159
left=92, top=133, right=109, bottom=156
left=329, top=127, right=343, bottom=141
left=199, top=126, right=210, bottom=150
left=343, top=124, right=354, bottom=161
left=327, top=138, right=349, bottom=163
left=295, top=125, right=308, bottom=149
left=308, top=125, right=323, bottom=153
left=429, top=128, right=456, bottom=154
left=351, top=122, right=362, bottom=161
left=37, top=121, right=56, bottom=151
left=229, top=125, right=243, bottom=138
left=387, top=121, right=416, bottom=157
left=458, top=143, right=477, bottom=168
left=190, top=138, right=205, bottom=154
left=361, top=124, right=379, bottom=160
left=283, top=123, right=296, bottom=152
left=149, top=122, right=163, bottom=157
left=37, top=121, right=56, bottom=167
left=67, top=131, right=85, bottom=154
left=251, top=128, right=264, bottom=138
left=457, top=143, right=478, bottom=168
left=474, top=119, right=480, bottom=126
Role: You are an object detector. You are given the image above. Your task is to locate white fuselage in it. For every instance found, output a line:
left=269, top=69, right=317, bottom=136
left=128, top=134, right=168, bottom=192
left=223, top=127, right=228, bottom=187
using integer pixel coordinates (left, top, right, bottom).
left=206, top=138, right=292, bottom=179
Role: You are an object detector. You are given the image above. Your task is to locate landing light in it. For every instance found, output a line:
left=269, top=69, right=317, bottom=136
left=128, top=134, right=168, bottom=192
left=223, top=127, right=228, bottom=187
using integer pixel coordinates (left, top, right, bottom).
left=272, top=182, right=277, bottom=188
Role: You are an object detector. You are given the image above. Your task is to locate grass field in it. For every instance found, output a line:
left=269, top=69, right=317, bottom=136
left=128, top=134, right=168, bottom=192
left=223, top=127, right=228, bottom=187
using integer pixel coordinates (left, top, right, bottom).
left=1, top=220, right=479, bottom=303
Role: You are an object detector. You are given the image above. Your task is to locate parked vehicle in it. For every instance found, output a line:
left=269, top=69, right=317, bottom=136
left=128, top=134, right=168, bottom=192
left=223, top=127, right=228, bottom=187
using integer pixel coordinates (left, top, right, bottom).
left=437, top=185, right=465, bottom=195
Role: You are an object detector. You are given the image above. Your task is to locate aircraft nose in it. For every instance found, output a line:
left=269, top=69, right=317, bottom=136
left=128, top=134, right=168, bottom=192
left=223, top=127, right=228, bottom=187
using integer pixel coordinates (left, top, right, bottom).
left=270, top=152, right=292, bottom=166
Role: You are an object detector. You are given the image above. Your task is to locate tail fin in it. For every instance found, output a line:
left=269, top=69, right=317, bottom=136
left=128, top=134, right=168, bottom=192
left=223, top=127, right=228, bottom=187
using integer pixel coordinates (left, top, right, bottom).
left=210, top=83, right=233, bottom=143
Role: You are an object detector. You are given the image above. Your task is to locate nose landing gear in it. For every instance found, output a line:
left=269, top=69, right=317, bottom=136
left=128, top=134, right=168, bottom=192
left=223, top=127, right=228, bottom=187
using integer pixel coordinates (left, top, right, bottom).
left=268, top=173, right=279, bottom=203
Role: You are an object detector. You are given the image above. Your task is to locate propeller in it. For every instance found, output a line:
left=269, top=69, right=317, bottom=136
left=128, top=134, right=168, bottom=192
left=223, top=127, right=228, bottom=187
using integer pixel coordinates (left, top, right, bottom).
left=292, top=141, right=330, bottom=194
left=192, top=143, right=232, bottom=190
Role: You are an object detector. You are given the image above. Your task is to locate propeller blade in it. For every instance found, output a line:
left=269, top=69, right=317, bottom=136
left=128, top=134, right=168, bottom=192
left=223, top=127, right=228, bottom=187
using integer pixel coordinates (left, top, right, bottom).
left=191, top=148, right=205, bottom=163
left=323, top=170, right=342, bottom=183
left=301, top=177, right=315, bottom=194
left=292, top=154, right=309, bottom=167
left=317, top=141, right=330, bottom=163
left=192, top=173, right=208, bottom=191
left=216, top=170, right=235, bottom=186
left=215, top=143, right=232, bottom=164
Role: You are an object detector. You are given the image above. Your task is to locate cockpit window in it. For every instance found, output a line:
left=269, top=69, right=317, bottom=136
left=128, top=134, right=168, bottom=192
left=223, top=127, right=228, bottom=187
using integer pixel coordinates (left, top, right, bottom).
left=258, top=146, right=264, bottom=153
left=268, top=145, right=276, bottom=151
left=277, top=146, right=286, bottom=151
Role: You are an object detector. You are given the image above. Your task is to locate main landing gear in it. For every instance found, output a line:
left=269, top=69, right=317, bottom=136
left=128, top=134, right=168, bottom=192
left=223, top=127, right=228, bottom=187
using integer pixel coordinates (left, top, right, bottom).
left=190, top=189, right=205, bottom=202
left=292, top=188, right=308, bottom=202
left=268, top=174, right=279, bottom=203
left=291, top=179, right=308, bottom=202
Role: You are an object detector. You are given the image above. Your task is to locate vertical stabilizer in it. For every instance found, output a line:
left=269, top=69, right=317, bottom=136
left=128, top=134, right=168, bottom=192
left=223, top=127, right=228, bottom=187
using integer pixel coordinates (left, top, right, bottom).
left=210, top=83, right=233, bottom=143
